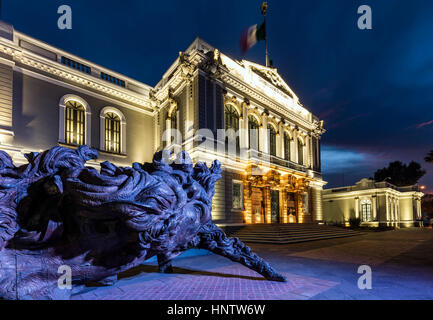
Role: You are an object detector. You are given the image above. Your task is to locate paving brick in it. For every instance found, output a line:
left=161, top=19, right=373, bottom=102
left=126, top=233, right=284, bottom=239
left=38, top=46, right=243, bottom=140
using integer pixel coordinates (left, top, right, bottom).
left=71, top=229, right=433, bottom=300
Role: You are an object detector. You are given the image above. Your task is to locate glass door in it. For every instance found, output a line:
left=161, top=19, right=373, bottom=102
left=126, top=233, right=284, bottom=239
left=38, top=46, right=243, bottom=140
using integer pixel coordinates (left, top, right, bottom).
left=271, top=190, right=280, bottom=224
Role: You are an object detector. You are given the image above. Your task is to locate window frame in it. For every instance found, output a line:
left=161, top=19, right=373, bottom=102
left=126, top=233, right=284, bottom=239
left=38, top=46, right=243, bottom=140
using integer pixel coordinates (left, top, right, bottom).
left=100, top=107, right=127, bottom=155
left=59, top=95, right=91, bottom=146
left=224, top=104, right=240, bottom=152
left=232, top=180, right=244, bottom=211
left=268, top=123, right=277, bottom=157
left=284, top=131, right=291, bottom=161
left=361, top=199, right=372, bottom=222
left=248, top=114, right=260, bottom=151
left=297, top=137, right=305, bottom=165
left=65, top=100, right=86, bottom=145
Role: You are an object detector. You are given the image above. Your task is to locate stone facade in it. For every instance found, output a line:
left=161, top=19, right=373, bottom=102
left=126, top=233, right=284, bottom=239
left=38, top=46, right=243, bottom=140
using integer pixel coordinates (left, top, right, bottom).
left=0, top=21, right=326, bottom=226
left=323, top=179, right=424, bottom=228
left=154, top=39, right=326, bottom=225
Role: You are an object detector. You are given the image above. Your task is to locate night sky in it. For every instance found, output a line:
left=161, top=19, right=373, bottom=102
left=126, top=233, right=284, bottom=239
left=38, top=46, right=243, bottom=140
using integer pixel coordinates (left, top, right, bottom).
left=2, top=0, right=433, bottom=192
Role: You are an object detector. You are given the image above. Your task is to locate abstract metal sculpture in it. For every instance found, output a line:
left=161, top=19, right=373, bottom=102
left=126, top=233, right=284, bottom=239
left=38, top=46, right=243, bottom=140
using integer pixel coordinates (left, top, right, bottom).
left=0, top=146, right=286, bottom=300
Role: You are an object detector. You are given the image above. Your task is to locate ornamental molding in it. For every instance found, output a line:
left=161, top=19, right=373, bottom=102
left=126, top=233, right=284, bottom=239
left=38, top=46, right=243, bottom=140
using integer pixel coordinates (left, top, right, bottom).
left=0, top=40, right=153, bottom=114
left=220, top=72, right=315, bottom=131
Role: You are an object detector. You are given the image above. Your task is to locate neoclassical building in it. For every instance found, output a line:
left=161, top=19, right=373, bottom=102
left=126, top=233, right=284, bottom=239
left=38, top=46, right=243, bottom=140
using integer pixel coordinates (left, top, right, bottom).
left=323, top=179, right=424, bottom=228
left=0, top=21, right=326, bottom=225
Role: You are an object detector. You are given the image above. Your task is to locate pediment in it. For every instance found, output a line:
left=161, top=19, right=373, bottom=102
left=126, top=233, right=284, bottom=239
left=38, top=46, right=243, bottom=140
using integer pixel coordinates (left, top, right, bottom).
left=244, top=61, right=298, bottom=101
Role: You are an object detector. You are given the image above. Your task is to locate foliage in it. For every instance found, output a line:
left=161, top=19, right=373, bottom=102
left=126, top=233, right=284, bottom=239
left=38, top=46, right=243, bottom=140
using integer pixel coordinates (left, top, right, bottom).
left=374, top=161, right=426, bottom=187
left=349, top=217, right=362, bottom=228
left=422, top=194, right=433, bottom=217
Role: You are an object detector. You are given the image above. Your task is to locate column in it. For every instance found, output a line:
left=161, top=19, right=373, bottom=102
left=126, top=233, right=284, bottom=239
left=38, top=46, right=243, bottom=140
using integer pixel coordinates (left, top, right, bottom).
left=154, top=115, right=160, bottom=153
left=264, top=186, right=271, bottom=224
left=372, top=196, right=377, bottom=220
left=312, top=186, right=323, bottom=223
left=307, top=135, right=313, bottom=169
left=165, top=118, right=171, bottom=148
left=260, top=114, right=268, bottom=153
left=385, top=194, right=390, bottom=222
left=275, top=130, right=281, bottom=158
left=396, top=200, right=400, bottom=226
left=281, top=189, right=288, bottom=223
left=355, top=197, right=360, bottom=219
left=293, top=129, right=299, bottom=163
left=185, top=81, right=193, bottom=152
left=243, top=180, right=252, bottom=224
left=297, top=192, right=304, bottom=223
left=277, top=121, right=284, bottom=158
left=240, top=103, right=248, bottom=150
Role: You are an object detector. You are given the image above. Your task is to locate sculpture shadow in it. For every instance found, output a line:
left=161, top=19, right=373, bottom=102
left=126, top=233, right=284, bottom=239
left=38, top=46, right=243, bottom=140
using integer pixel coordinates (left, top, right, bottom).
left=116, top=264, right=267, bottom=282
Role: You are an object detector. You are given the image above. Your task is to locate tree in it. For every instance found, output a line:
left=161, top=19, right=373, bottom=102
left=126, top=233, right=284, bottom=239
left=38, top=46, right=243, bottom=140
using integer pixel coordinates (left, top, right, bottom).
left=422, top=195, right=433, bottom=217
left=374, top=161, right=426, bottom=187
left=425, top=150, right=433, bottom=164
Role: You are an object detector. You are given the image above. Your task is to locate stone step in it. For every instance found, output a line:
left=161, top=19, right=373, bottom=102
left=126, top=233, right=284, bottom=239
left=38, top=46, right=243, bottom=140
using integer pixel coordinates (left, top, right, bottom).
left=224, top=224, right=363, bottom=244
left=230, top=229, right=357, bottom=236
left=235, top=232, right=360, bottom=239
left=240, top=233, right=362, bottom=245
left=234, top=228, right=355, bottom=234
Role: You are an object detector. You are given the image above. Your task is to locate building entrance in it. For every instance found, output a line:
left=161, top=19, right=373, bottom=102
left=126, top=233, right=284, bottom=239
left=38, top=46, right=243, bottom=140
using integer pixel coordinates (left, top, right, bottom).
left=271, top=190, right=280, bottom=224
left=287, top=192, right=297, bottom=223
left=251, top=187, right=265, bottom=224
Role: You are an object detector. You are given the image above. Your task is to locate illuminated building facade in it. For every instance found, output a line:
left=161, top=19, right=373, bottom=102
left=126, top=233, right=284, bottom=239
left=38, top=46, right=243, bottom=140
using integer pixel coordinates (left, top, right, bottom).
left=155, top=39, right=326, bottom=225
left=323, top=179, right=424, bottom=228
left=0, top=22, right=326, bottom=225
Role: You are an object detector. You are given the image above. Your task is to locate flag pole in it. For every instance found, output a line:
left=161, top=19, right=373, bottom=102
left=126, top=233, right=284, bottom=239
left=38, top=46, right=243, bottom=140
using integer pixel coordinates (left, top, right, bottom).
left=261, top=2, right=269, bottom=67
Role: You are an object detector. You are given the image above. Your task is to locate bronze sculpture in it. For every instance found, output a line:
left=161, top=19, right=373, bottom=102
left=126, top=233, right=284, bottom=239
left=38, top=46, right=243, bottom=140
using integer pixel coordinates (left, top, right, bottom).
left=0, top=146, right=286, bottom=300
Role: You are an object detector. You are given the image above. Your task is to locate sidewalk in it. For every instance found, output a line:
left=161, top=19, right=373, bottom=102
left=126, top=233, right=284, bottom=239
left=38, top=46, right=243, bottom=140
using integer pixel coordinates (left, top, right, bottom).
left=72, top=228, right=433, bottom=300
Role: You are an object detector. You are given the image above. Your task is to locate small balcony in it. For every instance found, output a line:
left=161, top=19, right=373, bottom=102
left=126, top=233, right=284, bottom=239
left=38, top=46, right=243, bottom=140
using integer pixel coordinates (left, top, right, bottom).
left=247, top=149, right=308, bottom=173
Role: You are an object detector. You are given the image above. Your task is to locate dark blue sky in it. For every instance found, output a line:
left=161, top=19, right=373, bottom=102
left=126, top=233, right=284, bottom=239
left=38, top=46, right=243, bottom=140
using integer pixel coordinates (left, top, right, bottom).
left=3, top=0, right=433, bottom=192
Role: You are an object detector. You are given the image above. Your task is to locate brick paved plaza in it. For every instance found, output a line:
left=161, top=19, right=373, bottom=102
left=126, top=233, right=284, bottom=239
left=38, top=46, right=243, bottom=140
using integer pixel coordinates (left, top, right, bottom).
left=72, top=228, right=433, bottom=300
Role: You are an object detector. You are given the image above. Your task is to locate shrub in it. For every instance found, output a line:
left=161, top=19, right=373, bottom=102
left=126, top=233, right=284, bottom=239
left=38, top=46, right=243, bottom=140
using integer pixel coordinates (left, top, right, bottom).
left=349, top=217, right=362, bottom=228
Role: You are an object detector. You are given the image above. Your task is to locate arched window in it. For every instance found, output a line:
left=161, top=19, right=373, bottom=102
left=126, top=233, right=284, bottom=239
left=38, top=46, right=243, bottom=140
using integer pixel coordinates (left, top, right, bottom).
left=105, top=112, right=121, bottom=154
left=100, top=107, right=126, bottom=154
left=170, top=107, right=178, bottom=131
left=225, top=104, right=240, bottom=151
left=59, top=95, right=91, bottom=146
left=361, top=200, right=372, bottom=222
left=284, top=132, right=291, bottom=161
left=248, top=115, right=260, bottom=150
left=65, top=100, right=85, bottom=145
left=268, top=124, right=277, bottom=157
left=298, top=139, right=304, bottom=165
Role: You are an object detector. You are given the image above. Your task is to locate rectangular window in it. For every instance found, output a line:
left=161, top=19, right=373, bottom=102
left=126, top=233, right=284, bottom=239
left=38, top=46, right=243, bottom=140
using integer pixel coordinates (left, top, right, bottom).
left=362, top=203, right=372, bottom=222
left=61, top=56, right=91, bottom=74
left=105, top=116, right=121, bottom=153
left=298, top=141, right=304, bottom=165
left=101, top=72, right=126, bottom=88
left=65, top=102, right=85, bottom=145
left=232, top=181, right=243, bottom=210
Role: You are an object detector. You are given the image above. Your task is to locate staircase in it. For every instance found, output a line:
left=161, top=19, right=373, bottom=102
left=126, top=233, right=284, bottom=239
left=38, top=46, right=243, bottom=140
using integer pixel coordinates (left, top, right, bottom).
left=223, top=224, right=363, bottom=245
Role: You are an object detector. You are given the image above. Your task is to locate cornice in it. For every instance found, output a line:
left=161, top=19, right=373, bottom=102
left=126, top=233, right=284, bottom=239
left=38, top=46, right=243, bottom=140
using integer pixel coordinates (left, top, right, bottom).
left=220, top=72, right=315, bottom=130
left=0, top=39, right=153, bottom=113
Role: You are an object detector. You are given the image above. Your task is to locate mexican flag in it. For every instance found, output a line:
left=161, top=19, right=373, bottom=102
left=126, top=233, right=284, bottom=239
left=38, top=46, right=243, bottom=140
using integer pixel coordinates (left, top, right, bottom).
left=240, top=21, right=266, bottom=53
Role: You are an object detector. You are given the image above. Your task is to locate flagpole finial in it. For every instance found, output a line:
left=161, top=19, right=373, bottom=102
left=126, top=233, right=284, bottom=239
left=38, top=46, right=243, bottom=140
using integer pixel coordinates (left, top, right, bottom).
left=261, top=2, right=268, bottom=16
